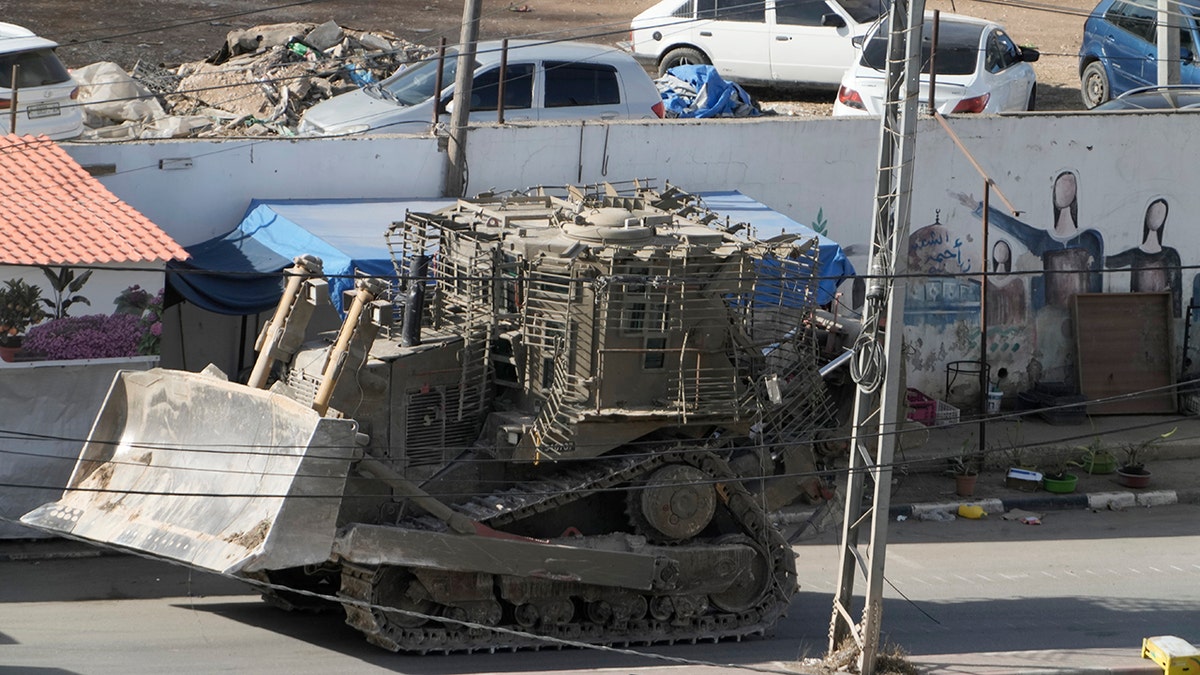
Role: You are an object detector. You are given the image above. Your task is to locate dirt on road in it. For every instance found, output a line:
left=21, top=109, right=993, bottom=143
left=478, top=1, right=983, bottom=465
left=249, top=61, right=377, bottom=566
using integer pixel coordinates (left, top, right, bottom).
left=2, top=0, right=1094, bottom=114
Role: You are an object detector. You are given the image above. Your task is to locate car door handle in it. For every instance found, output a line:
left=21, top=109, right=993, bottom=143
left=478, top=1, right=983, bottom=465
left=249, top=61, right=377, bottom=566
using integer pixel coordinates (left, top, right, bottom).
left=776, top=35, right=792, bottom=41
left=700, top=30, right=712, bottom=36
left=600, top=112, right=618, bottom=119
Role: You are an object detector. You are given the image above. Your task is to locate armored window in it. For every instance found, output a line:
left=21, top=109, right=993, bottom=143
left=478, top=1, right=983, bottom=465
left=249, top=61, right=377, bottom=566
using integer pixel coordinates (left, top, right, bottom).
left=620, top=268, right=669, bottom=335
left=643, top=336, right=668, bottom=370
left=542, top=356, right=555, bottom=390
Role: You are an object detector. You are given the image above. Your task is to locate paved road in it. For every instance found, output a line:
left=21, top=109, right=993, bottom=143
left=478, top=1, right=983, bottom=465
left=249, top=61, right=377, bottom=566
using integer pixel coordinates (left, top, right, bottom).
left=787, top=502, right=1200, bottom=671
left=2, top=504, right=1197, bottom=673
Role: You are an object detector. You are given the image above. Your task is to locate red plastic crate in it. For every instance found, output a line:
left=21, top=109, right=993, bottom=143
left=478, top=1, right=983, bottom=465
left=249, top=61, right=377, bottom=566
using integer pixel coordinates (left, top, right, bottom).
left=905, top=388, right=937, bottom=426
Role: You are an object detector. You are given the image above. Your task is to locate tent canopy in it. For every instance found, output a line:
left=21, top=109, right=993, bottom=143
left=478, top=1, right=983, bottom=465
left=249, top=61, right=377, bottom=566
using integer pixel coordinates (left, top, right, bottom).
left=168, top=198, right=450, bottom=315
left=168, top=192, right=854, bottom=316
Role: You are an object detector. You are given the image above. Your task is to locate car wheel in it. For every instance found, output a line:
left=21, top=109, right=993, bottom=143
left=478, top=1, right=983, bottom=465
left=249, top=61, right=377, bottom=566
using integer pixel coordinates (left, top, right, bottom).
left=658, top=47, right=710, bottom=78
left=1081, top=61, right=1109, bottom=109
left=1027, top=84, right=1037, bottom=111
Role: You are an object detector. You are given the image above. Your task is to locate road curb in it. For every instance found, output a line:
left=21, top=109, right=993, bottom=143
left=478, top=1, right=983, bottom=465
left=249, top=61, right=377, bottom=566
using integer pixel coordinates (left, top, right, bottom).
left=888, top=489, right=1183, bottom=520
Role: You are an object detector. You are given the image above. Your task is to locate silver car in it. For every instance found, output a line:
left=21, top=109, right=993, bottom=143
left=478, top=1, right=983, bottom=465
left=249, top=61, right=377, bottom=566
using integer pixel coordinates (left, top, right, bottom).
left=0, top=22, right=84, bottom=140
left=299, top=40, right=666, bottom=135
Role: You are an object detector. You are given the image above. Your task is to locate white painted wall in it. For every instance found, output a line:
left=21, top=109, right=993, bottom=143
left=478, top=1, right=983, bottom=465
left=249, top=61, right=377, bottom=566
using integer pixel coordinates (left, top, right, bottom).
left=61, top=112, right=1200, bottom=407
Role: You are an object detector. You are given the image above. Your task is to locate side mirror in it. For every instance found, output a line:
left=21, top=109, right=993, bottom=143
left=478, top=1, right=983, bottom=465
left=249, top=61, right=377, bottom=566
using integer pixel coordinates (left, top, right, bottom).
left=1021, top=47, right=1040, bottom=63
left=442, top=99, right=455, bottom=115
left=852, top=35, right=865, bottom=47
left=822, top=12, right=847, bottom=28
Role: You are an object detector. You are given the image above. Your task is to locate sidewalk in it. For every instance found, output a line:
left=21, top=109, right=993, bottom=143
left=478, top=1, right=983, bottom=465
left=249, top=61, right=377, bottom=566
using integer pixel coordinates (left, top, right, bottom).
left=792, top=411, right=1200, bottom=675
left=885, top=411, right=1200, bottom=514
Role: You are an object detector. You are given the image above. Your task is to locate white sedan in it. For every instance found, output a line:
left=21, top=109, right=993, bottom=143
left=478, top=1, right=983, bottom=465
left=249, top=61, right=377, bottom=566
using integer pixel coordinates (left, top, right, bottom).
left=832, top=13, right=1039, bottom=117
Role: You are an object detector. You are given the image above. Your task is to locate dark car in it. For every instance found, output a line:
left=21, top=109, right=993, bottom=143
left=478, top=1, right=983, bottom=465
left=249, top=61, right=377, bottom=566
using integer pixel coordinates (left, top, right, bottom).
left=1079, top=0, right=1200, bottom=108
left=1093, top=84, right=1200, bottom=109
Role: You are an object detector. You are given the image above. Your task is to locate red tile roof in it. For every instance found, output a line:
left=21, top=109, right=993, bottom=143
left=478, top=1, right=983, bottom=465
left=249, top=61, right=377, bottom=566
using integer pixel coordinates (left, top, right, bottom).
left=0, top=134, right=188, bottom=265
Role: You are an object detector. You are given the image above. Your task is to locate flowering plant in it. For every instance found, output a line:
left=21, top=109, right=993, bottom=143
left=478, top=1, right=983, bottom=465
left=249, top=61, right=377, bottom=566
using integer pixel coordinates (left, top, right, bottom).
left=23, top=314, right=143, bottom=360
left=0, top=278, right=48, bottom=348
left=116, top=285, right=165, bottom=356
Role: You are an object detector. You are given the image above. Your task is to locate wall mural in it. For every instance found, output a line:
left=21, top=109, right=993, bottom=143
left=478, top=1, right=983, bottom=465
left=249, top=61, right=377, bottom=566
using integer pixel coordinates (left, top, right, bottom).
left=905, top=210, right=981, bottom=330
left=903, top=168, right=1193, bottom=396
left=1105, top=197, right=1182, bottom=318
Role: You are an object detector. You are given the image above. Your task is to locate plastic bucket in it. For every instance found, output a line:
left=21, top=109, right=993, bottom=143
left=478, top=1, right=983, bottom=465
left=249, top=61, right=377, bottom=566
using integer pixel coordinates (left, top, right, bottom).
left=986, top=390, right=1002, bottom=415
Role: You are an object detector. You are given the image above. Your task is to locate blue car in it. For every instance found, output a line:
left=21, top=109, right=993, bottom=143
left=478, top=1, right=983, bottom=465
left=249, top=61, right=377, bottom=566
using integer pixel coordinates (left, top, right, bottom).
left=1079, top=0, right=1200, bottom=108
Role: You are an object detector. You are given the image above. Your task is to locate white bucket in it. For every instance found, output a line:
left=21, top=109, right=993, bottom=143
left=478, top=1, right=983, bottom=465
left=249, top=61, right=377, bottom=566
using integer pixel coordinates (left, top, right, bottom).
left=986, top=390, right=1003, bottom=414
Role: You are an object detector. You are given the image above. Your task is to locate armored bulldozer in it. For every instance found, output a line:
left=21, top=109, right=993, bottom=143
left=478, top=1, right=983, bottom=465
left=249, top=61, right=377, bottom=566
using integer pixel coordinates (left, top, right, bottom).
left=24, top=182, right=850, bottom=653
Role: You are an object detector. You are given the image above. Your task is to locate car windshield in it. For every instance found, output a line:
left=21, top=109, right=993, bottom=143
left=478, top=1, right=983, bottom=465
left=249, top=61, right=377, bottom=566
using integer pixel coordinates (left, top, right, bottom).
left=860, top=20, right=984, bottom=75
left=836, top=0, right=887, bottom=24
left=377, top=53, right=464, bottom=106
left=0, top=48, right=72, bottom=88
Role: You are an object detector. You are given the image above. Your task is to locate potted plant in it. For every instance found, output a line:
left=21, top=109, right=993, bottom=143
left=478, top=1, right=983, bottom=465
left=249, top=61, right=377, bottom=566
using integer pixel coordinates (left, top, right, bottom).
left=949, top=447, right=980, bottom=497
left=0, top=278, right=49, bottom=361
left=1116, top=427, right=1176, bottom=489
left=1075, top=440, right=1117, bottom=475
left=1042, top=451, right=1079, bottom=494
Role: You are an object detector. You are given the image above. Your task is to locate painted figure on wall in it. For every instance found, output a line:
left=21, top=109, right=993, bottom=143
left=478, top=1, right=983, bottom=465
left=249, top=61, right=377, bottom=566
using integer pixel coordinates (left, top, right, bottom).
left=1106, top=197, right=1182, bottom=317
left=986, top=239, right=1026, bottom=325
left=958, top=170, right=1104, bottom=311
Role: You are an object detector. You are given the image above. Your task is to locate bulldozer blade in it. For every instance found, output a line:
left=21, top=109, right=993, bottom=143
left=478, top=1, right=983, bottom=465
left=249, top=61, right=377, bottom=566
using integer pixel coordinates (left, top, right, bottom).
left=21, top=368, right=360, bottom=575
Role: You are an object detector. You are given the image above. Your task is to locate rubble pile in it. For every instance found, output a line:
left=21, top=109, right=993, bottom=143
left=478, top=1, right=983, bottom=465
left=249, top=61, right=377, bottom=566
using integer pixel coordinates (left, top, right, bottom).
left=75, top=21, right=436, bottom=139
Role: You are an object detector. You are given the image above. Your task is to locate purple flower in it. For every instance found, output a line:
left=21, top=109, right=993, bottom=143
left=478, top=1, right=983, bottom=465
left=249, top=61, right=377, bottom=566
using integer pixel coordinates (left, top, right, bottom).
left=24, top=314, right=143, bottom=360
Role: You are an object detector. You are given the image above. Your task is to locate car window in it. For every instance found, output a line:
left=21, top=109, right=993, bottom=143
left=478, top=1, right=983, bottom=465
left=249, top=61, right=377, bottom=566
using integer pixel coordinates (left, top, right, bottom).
left=861, top=20, right=981, bottom=75
left=0, top=49, right=72, bottom=88
left=1105, top=0, right=1156, bottom=43
left=469, top=63, right=534, bottom=110
left=381, top=55, right=460, bottom=106
left=834, top=0, right=886, bottom=23
left=544, top=62, right=621, bottom=107
left=985, top=29, right=1021, bottom=72
left=671, top=0, right=696, bottom=18
left=776, top=0, right=833, bottom=26
left=697, top=0, right=766, bottom=22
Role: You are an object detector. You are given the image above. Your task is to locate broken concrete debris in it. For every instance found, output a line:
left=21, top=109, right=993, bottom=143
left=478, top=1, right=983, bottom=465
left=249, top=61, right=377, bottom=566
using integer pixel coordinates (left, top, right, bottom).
left=76, top=21, right=435, bottom=139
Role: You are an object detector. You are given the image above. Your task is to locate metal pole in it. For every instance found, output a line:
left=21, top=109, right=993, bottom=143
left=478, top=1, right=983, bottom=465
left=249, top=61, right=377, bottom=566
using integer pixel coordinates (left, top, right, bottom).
left=444, top=0, right=483, bottom=198
left=497, top=38, right=509, bottom=124
left=828, top=0, right=924, bottom=670
left=927, top=11, right=939, bottom=114
left=980, top=182, right=990, bottom=451
left=1158, top=0, right=1181, bottom=86
left=9, top=65, right=18, bottom=135
left=432, top=38, right=447, bottom=126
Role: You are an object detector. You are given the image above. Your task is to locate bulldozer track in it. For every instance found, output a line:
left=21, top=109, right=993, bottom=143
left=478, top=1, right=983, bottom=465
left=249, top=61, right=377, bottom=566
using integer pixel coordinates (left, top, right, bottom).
left=337, top=445, right=798, bottom=653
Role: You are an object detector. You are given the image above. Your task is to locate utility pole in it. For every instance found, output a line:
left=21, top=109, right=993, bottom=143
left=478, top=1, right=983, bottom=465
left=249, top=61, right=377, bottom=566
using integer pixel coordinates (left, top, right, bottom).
left=1158, top=0, right=1181, bottom=86
left=827, top=0, right=924, bottom=671
left=443, top=0, right=483, bottom=198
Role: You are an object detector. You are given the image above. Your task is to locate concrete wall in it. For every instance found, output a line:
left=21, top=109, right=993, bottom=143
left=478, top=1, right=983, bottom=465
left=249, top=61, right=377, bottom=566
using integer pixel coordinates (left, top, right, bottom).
left=62, top=112, right=1200, bottom=405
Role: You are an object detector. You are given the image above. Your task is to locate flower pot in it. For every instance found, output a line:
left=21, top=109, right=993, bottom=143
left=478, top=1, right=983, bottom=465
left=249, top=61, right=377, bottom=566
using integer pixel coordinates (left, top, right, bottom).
left=1080, top=451, right=1117, bottom=475
left=0, top=344, right=20, bottom=362
left=1116, top=466, right=1151, bottom=489
left=1042, top=472, right=1078, bottom=494
left=955, top=473, right=978, bottom=497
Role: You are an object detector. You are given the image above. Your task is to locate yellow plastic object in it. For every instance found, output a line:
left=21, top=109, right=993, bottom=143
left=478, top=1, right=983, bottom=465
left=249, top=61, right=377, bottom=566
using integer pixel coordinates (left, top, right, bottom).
left=957, top=504, right=986, bottom=519
left=1143, top=635, right=1200, bottom=675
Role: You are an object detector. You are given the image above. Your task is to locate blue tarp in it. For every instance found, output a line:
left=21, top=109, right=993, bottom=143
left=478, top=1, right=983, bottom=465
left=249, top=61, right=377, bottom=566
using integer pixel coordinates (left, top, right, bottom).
left=699, top=191, right=856, bottom=306
left=168, top=193, right=853, bottom=315
left=168, top=198, right=451, bottom=315
left=657, top=65, right=760, bottom=119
